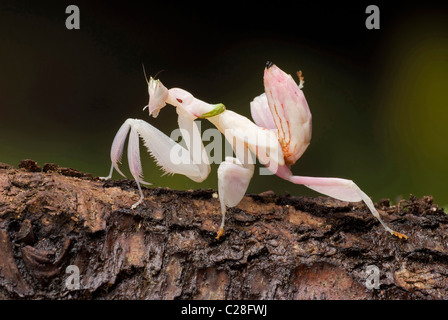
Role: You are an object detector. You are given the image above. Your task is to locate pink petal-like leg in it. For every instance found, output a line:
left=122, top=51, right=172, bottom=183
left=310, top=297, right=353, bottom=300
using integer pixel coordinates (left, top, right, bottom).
left=275, top=165, right=407, bottom=239
left=216, top=157, right=254, bottom=239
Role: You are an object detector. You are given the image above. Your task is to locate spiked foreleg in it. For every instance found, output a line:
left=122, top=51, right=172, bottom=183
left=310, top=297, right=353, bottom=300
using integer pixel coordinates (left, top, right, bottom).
left=102, top=118, right=211, bottom=209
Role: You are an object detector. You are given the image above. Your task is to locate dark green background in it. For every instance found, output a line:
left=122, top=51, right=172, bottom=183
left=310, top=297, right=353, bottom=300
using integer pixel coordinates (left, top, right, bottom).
left=1, top=1, right=447, bottom=207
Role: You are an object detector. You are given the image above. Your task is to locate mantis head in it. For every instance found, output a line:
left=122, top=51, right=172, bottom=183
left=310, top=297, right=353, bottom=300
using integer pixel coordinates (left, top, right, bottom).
left=143, top=77, right=169, bottom=118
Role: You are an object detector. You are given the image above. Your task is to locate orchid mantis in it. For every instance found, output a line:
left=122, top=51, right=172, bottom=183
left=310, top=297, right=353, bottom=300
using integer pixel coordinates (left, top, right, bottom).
left=101, top=62, right=407, bottom=240
left=250, top=62, right=407, bottom=240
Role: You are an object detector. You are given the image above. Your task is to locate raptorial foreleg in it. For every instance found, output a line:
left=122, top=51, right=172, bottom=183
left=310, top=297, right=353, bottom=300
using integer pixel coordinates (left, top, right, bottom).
left=101, top=117, right=211, bottom=209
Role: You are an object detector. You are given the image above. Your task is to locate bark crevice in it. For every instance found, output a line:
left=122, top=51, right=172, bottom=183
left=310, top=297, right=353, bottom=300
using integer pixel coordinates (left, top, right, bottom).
left=0, top=159, right=447, bottom=300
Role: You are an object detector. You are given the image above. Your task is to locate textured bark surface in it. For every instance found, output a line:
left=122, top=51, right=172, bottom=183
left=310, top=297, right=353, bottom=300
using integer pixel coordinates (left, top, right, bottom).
left=0, top=159, right=447, bottom=300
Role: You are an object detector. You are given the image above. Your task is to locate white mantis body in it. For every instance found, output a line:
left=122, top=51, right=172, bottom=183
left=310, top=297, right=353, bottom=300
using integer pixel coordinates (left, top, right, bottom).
left=101, top=62, right=407, bottom=240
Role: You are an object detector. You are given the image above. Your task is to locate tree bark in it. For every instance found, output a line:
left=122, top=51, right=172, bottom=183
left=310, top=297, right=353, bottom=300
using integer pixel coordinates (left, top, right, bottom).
left=0, top=159, right=447, bottom=300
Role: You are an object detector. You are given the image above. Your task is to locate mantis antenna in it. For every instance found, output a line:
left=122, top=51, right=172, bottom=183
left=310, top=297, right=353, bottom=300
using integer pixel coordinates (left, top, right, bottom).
left=142, top=63, right=149, bottom=84
left=153, top=69, right=165, bottom=79
left=142, top=63, right=165, bottom=83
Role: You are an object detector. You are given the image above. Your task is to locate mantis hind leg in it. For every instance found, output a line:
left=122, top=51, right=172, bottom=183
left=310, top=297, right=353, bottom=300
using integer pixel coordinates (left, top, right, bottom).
left=285, top=170, right=407, bottom=239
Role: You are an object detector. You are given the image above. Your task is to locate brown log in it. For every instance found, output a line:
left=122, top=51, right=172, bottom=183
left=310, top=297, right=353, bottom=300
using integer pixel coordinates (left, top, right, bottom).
left=0, top=159, right=447, bottom=300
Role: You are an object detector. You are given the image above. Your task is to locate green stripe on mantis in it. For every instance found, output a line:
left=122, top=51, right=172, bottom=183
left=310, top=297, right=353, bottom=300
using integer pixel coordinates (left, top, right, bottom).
left=199, top=103, right=226, bottom=118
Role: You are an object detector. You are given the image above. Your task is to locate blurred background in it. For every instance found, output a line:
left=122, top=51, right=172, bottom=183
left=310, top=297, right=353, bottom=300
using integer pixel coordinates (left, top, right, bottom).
left=0, top=0, right=447, bottom=207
